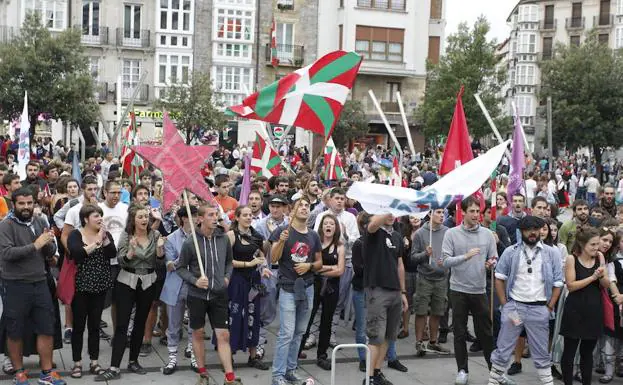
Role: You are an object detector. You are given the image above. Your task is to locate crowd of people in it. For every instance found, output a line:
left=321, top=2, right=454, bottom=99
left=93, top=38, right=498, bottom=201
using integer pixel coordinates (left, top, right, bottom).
left=1, top=136, right=623, bottom=385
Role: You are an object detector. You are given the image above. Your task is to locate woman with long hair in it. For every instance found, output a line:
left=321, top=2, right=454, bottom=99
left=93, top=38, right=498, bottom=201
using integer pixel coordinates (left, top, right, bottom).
left=95, top=204, right=166, bottom=381
left=560, top=226, right=610, bottom=385
left=226, top=205, right=270, bottom=370
left=67, top=204, right=116, bottom=378
left=300, top=213, right=345, bottom=370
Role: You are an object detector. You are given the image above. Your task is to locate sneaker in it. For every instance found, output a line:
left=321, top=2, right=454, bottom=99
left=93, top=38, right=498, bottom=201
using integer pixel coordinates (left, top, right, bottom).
left=3, top=356, right=15, bottom=375
left=94, top=368, right=120, bottom=382
left=127, top=361, right=147, bottom=375
left=285, top=370, right=305, bottom=383
left=317, top=358, right=331, bottom=371
left=139, top=343, right=153, bottom=357
left=190, top=355, right=199, bottom=373
left=271, top=378, right=289, bottom=385
left=427, top=342, right=451, bottom=355
left=507, top=362, right=522, bottom=376
left=455, top=370, right=469, bottom=385
left=329, top=333, right=337, bottom=348
left=14, top=371, right=31, bottom=385
left=247, top=356, right=269, bottom=370
left=63, top=328, right=72, bottom=345
left=499, top=375, right=516, bottom=385
left=438, top=330, right=449, bottom=344
left=163, top=355, right=177, bottom=375
left=377, top=372, right=393, bottom=385
left=465, top=332, right=476, bottom=343
left=304, top=334, right=317, bottom=350
left=38, top=370, right=66, bottom=385
left=415, top=341, right=426, bottom=357
left=469, top=341, right=482, bottom=352
left=185, top=344, right=193, bottom=359
left=387, top=359, right=408, bottom=373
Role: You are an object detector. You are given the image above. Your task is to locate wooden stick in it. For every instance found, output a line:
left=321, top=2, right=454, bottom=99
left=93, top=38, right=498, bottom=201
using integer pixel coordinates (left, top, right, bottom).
left=368, top=90, right=403, bottom=157
left=396, top=91, right=416, bottom=156
left=183, top=189, right=206, bottom=278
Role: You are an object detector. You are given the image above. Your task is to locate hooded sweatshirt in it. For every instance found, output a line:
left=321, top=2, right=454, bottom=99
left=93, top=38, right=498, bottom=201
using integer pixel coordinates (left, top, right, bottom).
left=175, top=228, right=233, bottom=301
left=442, top=224, right=497, bottom=294
left=410, top=221, right=448, bottom=281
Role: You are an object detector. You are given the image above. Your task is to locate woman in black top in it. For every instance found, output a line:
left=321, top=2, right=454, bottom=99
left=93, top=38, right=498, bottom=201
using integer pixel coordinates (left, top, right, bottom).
left=300, top=213, right=345, bottom=371
left=226, top=205, right=270, bottom=370
left=560, top=226, right=610, bottom=385
left=66, top=204, right=116, bottom=378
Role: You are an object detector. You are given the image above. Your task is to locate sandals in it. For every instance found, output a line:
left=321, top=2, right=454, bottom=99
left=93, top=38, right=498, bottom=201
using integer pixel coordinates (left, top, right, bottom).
left=70, top=364, right=82, bottom=379
left=90, top=364, right=105, bottom=375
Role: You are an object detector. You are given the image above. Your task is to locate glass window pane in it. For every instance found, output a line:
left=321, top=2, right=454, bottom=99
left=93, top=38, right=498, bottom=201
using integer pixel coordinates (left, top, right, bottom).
left=182, top=56, right=190, bottom=65
left=183, top=0, right=191, bottom=10
left=160, top=11, right=167, bottom=29
left=161, top=0, right=168, bottom=8
left=183, top=13, right=189, bottom=30
left=159, top=65, right=167, bottom=83
left=172, top=12, right=178, bottom=29
left=172, top=0, right=179, bottom=9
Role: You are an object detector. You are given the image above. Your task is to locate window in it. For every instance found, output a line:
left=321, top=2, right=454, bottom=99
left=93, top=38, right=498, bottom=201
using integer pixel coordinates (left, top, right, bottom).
left=356, top=0, right=405, bottom=10
left=276, top=23, right=294, bottom=60
left=159, top=0, right=192, bottom=32
left=124, top=4, right=141, bottom=39
left=599, top=33, right=609, bottom=45
left=543, top=5, right=554, bottom=28
left=216, top=8, right=253, bottom=42
left=509, top=70, right=516, bottom=87
left=618, top=0, right=623, bottom=15
left=355, top=26, right=404, bottom=62
left=387, top=82, right=400, bottom=102
left=215, top=0, right=253, bottom=5
left=516, top=96, right=533, bottom=117
left=23, top=0, right=66, bottom=30
left=158, top=54, right=191, bottom=85
left=213, top=66, right=253, bottom=96
left=428, top=36, right=440, bottom=64
left=599, top=0, right=611, bottom=25
left=215, top=43, right=251, bottom=59
left=122, top=59, right=141, bottom=98
left=82, top=0, right=99, bottom=36
left=517, top=33, right=536, bottom=53
left=430, top=0, right=442, bottom=19
left=571, top=2, right=582, bottom=26
left=616, top=27, right=623, bottom=48
left=517, top=4, right=538, bottom=22
left=516, top=64, right=535, bottom=85
left=570, top=35, right=581, bottom=46
left=338, top=25, right=343, bottom=50
left=542, top=37, right=553, bottom=59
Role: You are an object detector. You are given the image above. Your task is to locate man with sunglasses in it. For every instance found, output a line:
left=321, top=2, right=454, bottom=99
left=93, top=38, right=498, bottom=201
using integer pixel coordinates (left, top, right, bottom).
left=486, top=215, right=563, bottom=385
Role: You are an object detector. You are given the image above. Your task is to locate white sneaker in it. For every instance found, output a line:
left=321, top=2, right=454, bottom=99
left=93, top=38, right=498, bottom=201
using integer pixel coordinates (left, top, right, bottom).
left=304, top=334, right=317, bottom=349
left=455, top=370, right=469, bottom=385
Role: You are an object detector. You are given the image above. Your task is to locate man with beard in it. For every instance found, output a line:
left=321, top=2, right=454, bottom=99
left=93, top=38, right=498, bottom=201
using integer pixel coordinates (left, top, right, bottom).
left=0, top=187, right=66, bottom=385
left=486, top=216, right=563, bottom=385
left=21, top=161, right=49, bottom=201
left=595, top=184, right=617, bottom=218
left=498, top=194, right=528, bottom=244
left=559, top=200, right=593, bottom=252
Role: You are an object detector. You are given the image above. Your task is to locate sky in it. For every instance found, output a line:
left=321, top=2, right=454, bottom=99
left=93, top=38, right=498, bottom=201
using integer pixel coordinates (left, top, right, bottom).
left=445, top=0, right=518, bottom=44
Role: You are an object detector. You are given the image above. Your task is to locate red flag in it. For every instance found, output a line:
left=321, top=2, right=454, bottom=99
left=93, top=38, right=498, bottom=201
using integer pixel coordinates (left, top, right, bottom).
left=120, top=112, right=145, bottom=183
left=439, top=86, right=473, bottom=176
left=270, top=18, right=279, bottom=68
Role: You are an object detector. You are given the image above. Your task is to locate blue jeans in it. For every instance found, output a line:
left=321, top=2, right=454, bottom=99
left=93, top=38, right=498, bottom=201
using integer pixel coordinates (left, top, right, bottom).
left=272, top=286, right=314, bottom=379
left=352, top=288, right=398, bottom=362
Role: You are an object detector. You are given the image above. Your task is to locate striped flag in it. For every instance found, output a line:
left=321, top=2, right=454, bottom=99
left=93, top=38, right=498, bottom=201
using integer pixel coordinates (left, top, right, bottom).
left=270, top=18, right=279, bottom=68
left=323, top=137, right=344, bottom=180
left=120, top=112, right=145, bottom=184
left=226, top=50, right=363, bottom=138
left=390, top=147, right=402, bottom=187
left=250, top=133, right=281, bottom=178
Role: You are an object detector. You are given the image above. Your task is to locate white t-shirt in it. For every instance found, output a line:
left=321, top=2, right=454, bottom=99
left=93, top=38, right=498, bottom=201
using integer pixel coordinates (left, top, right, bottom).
left=525, top=179, right=537, bottom=199
left=65, top=203, right=84, bottom=229
left=99, top=202, right=129, bottom=248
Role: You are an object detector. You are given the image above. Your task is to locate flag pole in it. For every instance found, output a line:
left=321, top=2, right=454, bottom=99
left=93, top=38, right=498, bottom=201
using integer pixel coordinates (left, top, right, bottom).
left=396, top=92, right=416, bottom=156
left=183, top=189, right=206, bottom=278
left=474, top=93, right=512, bottom=159
left=368, top=90, right=403, bottom=157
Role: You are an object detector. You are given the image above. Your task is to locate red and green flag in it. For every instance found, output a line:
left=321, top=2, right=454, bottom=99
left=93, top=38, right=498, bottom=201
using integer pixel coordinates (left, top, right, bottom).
left=226, top=50, right=363, bottom=138
left=323, top=137, right=344, bottom=180
left=120, top=111, right=145, bottom=184
left=390, top=147, right=402, bottom=187
left=251, top=133, right=281, bottom=178
left=270, top=18, right=279, bottom=68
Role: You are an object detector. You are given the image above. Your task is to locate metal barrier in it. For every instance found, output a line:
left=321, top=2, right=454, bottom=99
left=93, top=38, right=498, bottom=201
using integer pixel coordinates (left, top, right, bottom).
left=330, top=343, right=370, bottom=385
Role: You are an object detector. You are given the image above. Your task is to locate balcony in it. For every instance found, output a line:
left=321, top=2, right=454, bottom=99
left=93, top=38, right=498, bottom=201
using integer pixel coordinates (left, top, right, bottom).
left=539, top=19, right=557, bottom=31
left=75, top=25, right=109, bottom=45
left=356, top=0, right=406, bottom=11
left=94, top=82, right=108, bottom=103
left=565, top=17, right=585, bottom=30
left=116, top=28, right=151, bottom=48
left=265, top=44, right=304, bottom=67
left=115, top=83, right=150, bottom=104
left=594, top=14, right=614, bottom=28
left=277, top=0, right=294, bottom=10
left=0, top=26, right=20, bottom=43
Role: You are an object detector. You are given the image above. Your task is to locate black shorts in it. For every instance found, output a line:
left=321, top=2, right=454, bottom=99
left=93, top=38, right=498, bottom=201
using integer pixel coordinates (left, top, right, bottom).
left=0, top=280, right=55, bottom=339
left=187, top=291, right=229, bottom=330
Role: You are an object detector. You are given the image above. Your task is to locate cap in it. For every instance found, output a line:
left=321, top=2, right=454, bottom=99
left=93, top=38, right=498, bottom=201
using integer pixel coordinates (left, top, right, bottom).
left=268, top=195, right=289, bottom=205
left=517, top=215, right=545, bottom=230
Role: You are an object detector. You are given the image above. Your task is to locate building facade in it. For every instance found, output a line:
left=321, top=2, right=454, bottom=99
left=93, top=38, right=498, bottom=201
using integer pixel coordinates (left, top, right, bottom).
left=504, top=0, right=623, bottom=153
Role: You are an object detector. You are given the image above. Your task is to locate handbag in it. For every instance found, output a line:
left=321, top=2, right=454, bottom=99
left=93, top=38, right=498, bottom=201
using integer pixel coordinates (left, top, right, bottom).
left=602, top=287, right=615, bottom=331
left=56, top=257, right=77, bottom=305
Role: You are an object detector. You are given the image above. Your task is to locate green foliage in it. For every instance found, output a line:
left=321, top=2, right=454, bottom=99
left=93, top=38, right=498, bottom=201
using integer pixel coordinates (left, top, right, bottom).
left=0, top=13, right=98, bottom=134
left=417, top=16, right=509, bottom=139
left=154, top=71, right=227, bottom=144
left=540, top=32, right=623, bottom=163
left=332, top=100, right=369, bottom=148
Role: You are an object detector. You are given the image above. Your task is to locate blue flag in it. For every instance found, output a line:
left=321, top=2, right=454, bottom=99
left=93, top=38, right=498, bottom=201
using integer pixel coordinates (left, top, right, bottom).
left=72, top=151, right=82, bottom=184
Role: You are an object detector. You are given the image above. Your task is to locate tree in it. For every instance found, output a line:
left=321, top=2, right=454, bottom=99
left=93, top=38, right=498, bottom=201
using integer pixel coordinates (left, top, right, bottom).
left=0, top=13, right=99, bottom=137
left=155, top=71, right=227, bottom=144
left=332, top=100, right=369, bottom=148
left=540, top=32, right=623, bottom=175
left=417, top=16, right=508, bottom=139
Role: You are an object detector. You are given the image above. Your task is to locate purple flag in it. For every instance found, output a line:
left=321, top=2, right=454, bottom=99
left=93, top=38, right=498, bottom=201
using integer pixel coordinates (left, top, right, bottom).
left=507, top=109, right=525, bottom=204
left=239, top=153, right=252, bottom=206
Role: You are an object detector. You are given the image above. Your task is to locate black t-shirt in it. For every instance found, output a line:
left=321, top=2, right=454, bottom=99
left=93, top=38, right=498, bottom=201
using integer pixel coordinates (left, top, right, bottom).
left=363, top=227, right=403, bottom=291
left=270, top=226, right=321, bottom=290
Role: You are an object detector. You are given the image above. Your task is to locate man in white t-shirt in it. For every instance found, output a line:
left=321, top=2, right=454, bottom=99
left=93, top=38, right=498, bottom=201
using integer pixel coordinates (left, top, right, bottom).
left=524, top=172, right=538, bottom=208
left=98, top=180, right=128, bottom=247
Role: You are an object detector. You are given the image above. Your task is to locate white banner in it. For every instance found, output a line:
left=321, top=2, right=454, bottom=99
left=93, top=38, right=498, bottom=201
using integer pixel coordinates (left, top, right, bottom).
left=17, top=92, right=30, bottom=180
left=347, top=140, right=511, bottom=217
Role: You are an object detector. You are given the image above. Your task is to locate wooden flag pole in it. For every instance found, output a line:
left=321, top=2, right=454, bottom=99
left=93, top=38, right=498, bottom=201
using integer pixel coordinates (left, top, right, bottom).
left=473, top=93, right=512, bottom=160
left=368, top=90, right=403, bottom=157
left=183, top=189, right=206, bottom=278
left=396, top=91, right=416, bottom=156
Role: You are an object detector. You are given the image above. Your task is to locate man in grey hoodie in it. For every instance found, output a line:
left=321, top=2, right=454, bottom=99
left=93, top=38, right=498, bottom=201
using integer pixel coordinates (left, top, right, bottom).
left=442, top=196, right=498, bottom=385
left=175, top=202, right=241, bottom=385
left=410, top=208, right=449, bottom=356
